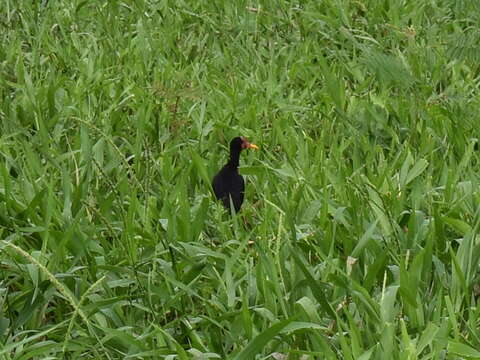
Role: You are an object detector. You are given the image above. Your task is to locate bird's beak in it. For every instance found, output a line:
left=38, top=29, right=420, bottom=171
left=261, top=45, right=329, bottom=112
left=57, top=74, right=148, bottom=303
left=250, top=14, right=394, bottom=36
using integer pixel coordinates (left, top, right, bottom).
left=241, top=138, right=259, bottom=150
left=241, top=137, right=259, bottom=150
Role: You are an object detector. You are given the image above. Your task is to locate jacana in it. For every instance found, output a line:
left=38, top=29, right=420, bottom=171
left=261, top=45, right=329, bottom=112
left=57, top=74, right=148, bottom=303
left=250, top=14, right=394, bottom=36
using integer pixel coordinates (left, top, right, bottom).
left=212, top=136, right=259, bottom=212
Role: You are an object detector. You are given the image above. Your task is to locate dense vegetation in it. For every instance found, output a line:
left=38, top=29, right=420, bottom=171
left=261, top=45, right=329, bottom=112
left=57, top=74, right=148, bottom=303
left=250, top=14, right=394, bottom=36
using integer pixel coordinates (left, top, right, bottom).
left=1, top=0, right=480, bottom=358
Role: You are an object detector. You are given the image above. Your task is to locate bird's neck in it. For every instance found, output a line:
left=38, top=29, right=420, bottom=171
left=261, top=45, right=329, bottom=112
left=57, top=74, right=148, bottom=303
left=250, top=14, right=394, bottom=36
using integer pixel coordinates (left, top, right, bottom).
left=228, top=151, right=241, bottom=168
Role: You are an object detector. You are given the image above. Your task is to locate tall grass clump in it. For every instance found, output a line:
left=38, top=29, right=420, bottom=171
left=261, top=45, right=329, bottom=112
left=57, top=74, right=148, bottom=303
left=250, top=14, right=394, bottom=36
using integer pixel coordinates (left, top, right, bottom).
left=1, top=0, right=480, bottom=358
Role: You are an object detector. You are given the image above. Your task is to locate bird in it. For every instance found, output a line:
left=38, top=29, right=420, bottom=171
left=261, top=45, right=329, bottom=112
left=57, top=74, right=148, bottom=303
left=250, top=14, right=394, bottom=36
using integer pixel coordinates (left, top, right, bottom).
left=212, top=136, right=259, bottom=212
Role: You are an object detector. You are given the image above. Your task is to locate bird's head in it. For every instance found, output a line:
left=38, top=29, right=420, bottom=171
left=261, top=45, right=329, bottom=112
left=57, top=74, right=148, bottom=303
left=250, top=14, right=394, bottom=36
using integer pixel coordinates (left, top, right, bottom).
left=230, top=136, right=259, bottom=152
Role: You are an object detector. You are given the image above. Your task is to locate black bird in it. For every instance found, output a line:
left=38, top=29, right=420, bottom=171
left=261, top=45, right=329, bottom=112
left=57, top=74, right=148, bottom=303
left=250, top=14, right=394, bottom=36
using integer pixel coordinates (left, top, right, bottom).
left=212, top=136, right=259, bottom=212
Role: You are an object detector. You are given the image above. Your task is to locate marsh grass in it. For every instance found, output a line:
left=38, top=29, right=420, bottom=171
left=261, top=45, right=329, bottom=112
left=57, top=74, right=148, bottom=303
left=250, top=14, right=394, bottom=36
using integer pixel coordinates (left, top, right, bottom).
left=1, top=0, right=480, bottom=358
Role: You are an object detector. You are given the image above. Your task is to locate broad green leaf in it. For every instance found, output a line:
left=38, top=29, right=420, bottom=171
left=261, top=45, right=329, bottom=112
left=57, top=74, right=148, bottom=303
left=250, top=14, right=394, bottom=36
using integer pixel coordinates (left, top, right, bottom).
left=352, top=219, right=379, bottom=257
left=280, top=322, right=324, bottom=333
left=233, top=318, right=294, bottom=360
left=405, top=159, right=428, bottom=186
left=358, top=345, right=376, bottom=360
left=380, top=285, right=399, bottom=323
left=417, top=322, right=439, bottom=355
left=448, top=341, right=480, bottom=358
left=290, top=248, right=336, bottom=318
left=443, top=217, right=472, bottom=235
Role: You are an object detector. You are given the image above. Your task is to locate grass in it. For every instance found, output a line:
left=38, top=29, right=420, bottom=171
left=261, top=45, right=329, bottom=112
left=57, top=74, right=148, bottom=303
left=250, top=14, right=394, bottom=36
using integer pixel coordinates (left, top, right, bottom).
left=1, top=0, right=480, bottom=358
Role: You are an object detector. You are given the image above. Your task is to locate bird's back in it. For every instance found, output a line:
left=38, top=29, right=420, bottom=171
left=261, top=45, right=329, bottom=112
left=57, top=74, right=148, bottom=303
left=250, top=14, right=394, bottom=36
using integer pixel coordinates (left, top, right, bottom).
left=212, top=166, right=245, bottom=212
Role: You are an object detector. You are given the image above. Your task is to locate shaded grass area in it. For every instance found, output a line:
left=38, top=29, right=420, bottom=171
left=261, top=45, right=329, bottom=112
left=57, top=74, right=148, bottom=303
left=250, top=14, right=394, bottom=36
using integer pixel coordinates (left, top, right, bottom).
left=1, top=0, right=480, bottom=358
